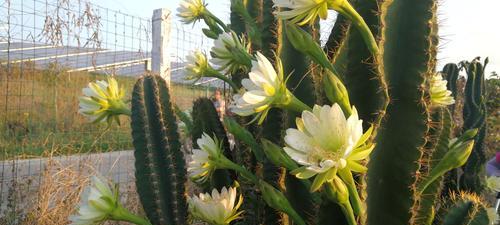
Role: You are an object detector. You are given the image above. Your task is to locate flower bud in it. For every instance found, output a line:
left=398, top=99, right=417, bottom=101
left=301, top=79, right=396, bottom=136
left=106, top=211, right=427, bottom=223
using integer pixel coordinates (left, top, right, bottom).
left=258, top=180, right=306, bottom=225
left=325, top=176, right=349, bottom=204
left=323, top=70, right=352, bottom=116
left=202, top=28, right=219, bottom=39
left=261, top=139, right=298, bottom=171
left=418, top=129, right=477, bottom=193
left=285, top=23, right=336, bottom=73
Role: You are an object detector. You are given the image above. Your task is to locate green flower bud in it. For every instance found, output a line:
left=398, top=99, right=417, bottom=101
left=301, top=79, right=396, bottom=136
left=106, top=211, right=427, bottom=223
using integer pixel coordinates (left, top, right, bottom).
left=417, top=129, right=478, bottom=193
left=258, top=180, right=306, bottom=225
left=325, top=176, right=349, bottom=205
left=261, top=139, right=298, bottom=171
left=323, top=70, right=352, bottom=116
left=285, top=23, right=336, bottom=73
left=202, top=28, right=219, bottom=39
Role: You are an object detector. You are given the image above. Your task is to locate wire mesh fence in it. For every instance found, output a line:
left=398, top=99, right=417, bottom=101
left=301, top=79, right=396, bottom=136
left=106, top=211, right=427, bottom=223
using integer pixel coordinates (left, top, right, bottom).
left=0, top=0, right=223, bottom=222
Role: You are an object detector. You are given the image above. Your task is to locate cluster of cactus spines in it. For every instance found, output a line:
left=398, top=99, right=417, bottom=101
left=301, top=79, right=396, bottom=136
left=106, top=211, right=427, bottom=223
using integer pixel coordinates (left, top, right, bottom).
left=412, top=108, right=453, bottom=225
left=366, top=0, right=436, bottom=224
left=131, top=75, right=187, bottom=225
left=124, top=0, right=493, bottom=224
left=460, top=58, right=488, bottom=193
left=438, top=192, right=489, bottom=225
left=191, top=97, right=235, bottom=189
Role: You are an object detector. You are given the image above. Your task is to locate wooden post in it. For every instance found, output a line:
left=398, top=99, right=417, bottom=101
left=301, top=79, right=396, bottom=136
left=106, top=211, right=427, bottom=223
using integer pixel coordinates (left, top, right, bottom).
left=151, top=8, right=172, bottom=85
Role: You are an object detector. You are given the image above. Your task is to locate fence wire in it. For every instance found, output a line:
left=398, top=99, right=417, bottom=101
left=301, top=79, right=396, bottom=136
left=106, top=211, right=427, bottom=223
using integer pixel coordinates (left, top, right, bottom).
left=0, top=0, right=220, bottom=222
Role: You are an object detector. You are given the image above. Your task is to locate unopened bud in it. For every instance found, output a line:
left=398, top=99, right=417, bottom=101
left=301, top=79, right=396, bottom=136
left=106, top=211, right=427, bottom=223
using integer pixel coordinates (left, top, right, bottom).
left=285, top=23, right=336, bottom=73
left=323, top=70, right=352, bottom=116
left=202, top=28, right=219, bottom=39
left=261, top=139, right=298, bottom=171
left=418, top=130, right=477, bottom=193
left=325, top=176, right=349, bottom=204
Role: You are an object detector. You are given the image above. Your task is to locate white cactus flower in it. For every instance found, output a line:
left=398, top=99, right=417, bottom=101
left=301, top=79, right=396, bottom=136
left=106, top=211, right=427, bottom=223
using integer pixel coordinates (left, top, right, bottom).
left=70, top=176, right=118, bottom=225
left=487, top=207, right=500, bottom=225
left=185, top=50, right=210, bottom=81
left=188, top=133, right=222, bottom=183
left=274, top=0, right=329, bottom=25
left=188, top=186, right=243, bottom=225
left=230, top=52, right=297, bottom=124
left=486, top=176, right=500, bottom=193
left=430, top=73, right=455, bottom=107
left=177, top=0, right=206, bottom=24
left=210, top=31, right=251, bottom=74
left=78, top=78, right=129, bottom=125
left=283, top=104, right=374, bottom=191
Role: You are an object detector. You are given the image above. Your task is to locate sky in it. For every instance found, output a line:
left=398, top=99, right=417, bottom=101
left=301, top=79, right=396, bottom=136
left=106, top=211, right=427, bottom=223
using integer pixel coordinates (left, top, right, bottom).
left=91, top=0, right=500, bottom=76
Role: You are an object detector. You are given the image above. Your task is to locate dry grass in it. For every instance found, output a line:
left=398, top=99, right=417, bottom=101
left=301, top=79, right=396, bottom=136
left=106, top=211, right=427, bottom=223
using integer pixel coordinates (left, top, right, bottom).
left=0, top=63, right=209, bottom=159
left=1, top=153, right=144, bottom=225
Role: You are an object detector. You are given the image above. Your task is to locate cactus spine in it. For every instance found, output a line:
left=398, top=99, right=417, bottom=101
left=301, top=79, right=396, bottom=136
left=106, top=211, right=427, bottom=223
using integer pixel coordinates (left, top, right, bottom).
left=131, top=75, right=187, bottom=225
left=439, top=192, right=490, bottom=225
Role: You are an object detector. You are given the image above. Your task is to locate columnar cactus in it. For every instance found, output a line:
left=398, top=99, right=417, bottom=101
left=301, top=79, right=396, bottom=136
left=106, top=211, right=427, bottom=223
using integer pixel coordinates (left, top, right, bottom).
left=76, top=0, right=493, bottom=225
left=131, top=75, right=187, bottom=225
left=441, top=58, right=489, bottom=194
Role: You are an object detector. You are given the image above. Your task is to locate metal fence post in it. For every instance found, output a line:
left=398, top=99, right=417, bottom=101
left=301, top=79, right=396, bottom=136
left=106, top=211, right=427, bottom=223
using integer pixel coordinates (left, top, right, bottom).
left=152, top=8, right=172, bottom=85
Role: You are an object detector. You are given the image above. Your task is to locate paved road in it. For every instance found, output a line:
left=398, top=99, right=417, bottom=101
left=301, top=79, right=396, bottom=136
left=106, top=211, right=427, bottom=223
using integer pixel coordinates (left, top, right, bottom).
left=0, top=150, right=135, bottom=215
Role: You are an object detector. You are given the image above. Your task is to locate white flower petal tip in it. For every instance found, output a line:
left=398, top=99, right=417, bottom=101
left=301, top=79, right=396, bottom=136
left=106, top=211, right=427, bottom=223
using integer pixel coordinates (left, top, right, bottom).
left=177, top=0, right=206, bottom=24
left=210, top=31, right=251, bottom=74
left=283, top=104, right=373, bottom=189
left=273, top=0, right=330, bottom=25
left=188, top=186, right=243, bottom=225
left=486, top=176, right=500, bottom=193
left=229, top=52, right=289, bottom=124
left=185, top=50, right=210, bottom=81
left=430, top=73, right=455, bottom=107
left=78, top=77, right=129, bottom=125
left=70, top=176, right=118, bottom=225
left=188, top=133, right=222, bottom=183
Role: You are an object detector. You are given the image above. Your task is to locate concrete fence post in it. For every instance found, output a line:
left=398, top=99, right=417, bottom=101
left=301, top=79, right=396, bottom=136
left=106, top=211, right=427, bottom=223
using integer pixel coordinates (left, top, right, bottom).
left=151, top=8, right=172, bottom=86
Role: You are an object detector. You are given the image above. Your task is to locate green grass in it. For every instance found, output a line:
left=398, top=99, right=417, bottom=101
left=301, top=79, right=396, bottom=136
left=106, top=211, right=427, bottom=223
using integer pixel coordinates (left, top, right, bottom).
left=0, top=63, right=211, bottom=159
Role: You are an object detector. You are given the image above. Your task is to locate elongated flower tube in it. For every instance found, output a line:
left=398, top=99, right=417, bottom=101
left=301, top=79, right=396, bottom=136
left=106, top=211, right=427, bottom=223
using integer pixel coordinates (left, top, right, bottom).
left=283, top=104, right=374, bottom=192
left=230, top=52, right=310, bottom=124
left=188, top=133, right=223, bottom=183
left=70, top=176, right=151, bottom=225
left=274, top=0, right=328, bottom=26
left=185, top=50, right=239, bottom=91
left=177, top=0, right=207, bottom=24
left=188, top=186, right=243, bottom=225
left=430, top=73, right=455, bottom=107
left=79, top=78, right=130, bottom=125
left=210, top=31, right=252, bottom=74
